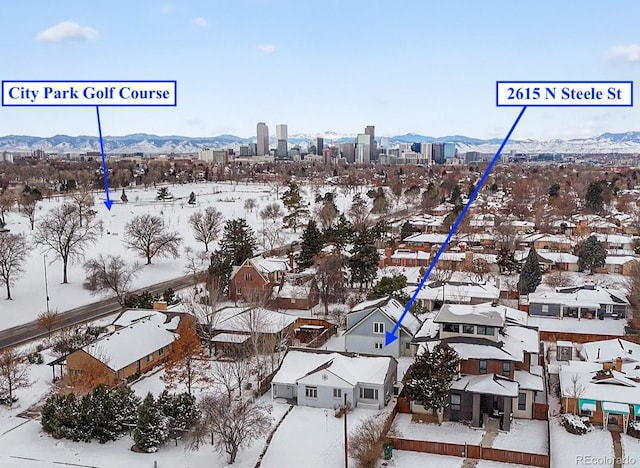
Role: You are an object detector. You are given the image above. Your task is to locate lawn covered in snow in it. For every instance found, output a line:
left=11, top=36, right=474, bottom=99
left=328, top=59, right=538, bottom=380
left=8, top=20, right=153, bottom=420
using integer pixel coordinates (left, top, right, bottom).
left=1, top=181, right=355, bottom=330
left=621, top=434, right=640, bottom=467
left=492, top=419, right=548, bottom=454
left=393, top=413, right=484, bottom=445
left=548, top=417, right=614, bottom=468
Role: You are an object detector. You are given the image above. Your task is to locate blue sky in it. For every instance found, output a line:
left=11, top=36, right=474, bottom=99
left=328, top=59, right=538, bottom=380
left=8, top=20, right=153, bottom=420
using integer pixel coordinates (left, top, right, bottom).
left=1, top=0, right=639, bottom=140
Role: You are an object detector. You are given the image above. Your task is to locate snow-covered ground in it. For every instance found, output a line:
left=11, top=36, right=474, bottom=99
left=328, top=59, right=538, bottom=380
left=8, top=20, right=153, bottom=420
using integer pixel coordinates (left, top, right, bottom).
left=492, top=419, right=548, bottom=454
left=2, top=181, right=354, bottom=330
left=621, top=434, right=640, bottom=467
left=549, top=417, right=614, bottom=468
left=260, top=405, right=380, bottom=468
left=382, top=450, right=463, bottom=467
left=393, top=413, right=485, bottom=445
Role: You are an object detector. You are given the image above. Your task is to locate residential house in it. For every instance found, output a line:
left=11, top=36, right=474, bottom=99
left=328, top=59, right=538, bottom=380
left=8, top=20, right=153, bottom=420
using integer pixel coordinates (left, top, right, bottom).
left=64, top=311, right=180, bottom=386
left=591, top=233, right=636, bottom=254
left=387, top=248, right=430, bottom=267
left=407, top=280, right=501, bottom=312
left=530, top=234, right=575, bottom=253
left=273, top=276, right=319, bottom=310
left=603, top=256, right=637, bottom=275
left=536, top=250, right=579, bottom=272
left=344, top=296, right=422, bottom=358
left=528, top=284, right=629, bottom=319
left=402, top=232, right=449, bottom=252
left=416, top=302, right=542, bottom=431
left=228, top=255, right=289, bottom=301
left=271, top=348, right=398, bottom=410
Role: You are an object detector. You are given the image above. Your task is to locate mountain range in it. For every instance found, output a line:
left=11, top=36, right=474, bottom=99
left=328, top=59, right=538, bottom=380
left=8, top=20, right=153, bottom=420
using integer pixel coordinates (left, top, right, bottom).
left=1, top=131, right=640, bottom=155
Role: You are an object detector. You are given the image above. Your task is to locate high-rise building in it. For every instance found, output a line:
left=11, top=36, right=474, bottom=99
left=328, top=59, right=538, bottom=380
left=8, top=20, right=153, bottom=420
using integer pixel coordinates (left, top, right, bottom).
left=432, top=143, right=445, bottom=164
left=313, top=137, right=324, bottom=155
left=257, top=122, right=269, bottom=156
left=340, top=142, right=355, bottom=163
left=444, top=143, right=456, bottom=161
left=355, top=134, right=370, bottom=164
left=277, top=140, right=288, bottom=159
left=364, top=125, right=377, bottom=161
left=276, top=124, right=288, bottom=141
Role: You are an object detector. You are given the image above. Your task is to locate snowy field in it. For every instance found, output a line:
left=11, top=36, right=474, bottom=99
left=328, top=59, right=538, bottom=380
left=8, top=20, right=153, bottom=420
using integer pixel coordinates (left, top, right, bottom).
left=548, top=417, right=614, bottom=468
left=492, top=419, right=548, bottom=454
left=382, top=450, right=463, bottom=467
left=393, top=413, right=485, bottom=445
left=621, top=434, right=640, bottom=467
left=1, top=181, right=354, bottom=330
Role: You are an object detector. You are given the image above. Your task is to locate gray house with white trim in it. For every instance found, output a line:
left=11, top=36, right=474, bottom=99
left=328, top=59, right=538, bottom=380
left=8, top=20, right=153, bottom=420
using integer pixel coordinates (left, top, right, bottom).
left=344, top=296, right=422, bottom=358
left=528, top=284, right=628, bottom=319
left=271, top=348, right=397, bottom=410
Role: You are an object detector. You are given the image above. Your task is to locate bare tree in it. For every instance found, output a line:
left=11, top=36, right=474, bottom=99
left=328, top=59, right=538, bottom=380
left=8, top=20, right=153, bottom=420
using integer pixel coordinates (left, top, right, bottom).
left=162, top=318, right=211, bottom=395
left=0, top=348, right=32, bottom=407
left=183, top=246, right=210, bottom=287
left=259, top=222, right=282, bottom=253
left=349, top=415, right=396, bottom=468
left=563, top=373, right=586, bottom=414
left=0, top=189, right=15, bottom=227
left=83, top=254, right=141, bottom=304
left=243, top=198, right=257, bottom=213
left=124, top=214, right=182, bottom=265
left=0, top=233, right=28, bottom=300
left=316, top=252, right=346, bottom=315
left=18, top=193, right=38, bottom=230
left=210, top=361, right=237, bottom=400
left=68, top=186, right=95, bottom=227
left=33, top=204, right=99, bottom=284
left=189, top=207, right=223, bottom=252
left=625, top=260, right=640, bottom=329
left=189, top=394, right=273, bottom=464
left=544, top=269, right=572, bottom=289
left=259, top=203, right=284, bottom=225
left=36, top=310, right=60, bottom=340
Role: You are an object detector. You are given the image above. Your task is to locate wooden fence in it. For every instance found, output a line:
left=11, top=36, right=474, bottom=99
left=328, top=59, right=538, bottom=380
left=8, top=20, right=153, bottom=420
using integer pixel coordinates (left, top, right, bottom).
left=387, top=437, right=550, bottom=468
left=533, top=403, right=549, bottom=421
left=307, top=326, right=337, bottom=349
left=539, top=330, right=624, bottom=343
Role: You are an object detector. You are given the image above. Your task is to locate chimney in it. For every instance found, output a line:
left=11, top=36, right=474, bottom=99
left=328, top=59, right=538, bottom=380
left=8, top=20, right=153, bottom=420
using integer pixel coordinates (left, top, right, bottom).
left=153, top=300, right=167, bottom=311
left=495, top=277, right=500, bottom=290
left=615, top=356, right=623, bottom=373
left=289, top=253, right=295, bottom=272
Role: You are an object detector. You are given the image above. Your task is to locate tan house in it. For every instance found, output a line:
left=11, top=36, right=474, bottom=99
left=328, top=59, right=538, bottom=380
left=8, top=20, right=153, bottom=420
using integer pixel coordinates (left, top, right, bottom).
left=65, top=312, right=180, bottom=386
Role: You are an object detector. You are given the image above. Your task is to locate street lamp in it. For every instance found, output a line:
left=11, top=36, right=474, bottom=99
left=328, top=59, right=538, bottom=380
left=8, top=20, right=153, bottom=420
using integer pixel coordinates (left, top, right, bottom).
left=43, top=255, right=50, bottom=313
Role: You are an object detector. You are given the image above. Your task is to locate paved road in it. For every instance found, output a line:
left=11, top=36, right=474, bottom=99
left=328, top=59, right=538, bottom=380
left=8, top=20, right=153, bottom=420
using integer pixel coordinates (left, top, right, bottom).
left=0, top=274, right=196, bottom=351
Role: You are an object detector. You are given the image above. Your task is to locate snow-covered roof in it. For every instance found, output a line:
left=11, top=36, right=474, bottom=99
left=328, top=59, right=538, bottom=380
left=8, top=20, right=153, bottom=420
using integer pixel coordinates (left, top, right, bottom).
left=451, top=374, right=519, bottom=397
left=272, top=350, right=394, bottom=387
left=112, top=309, right=161, bottom=328
left=391, top=249, right=430, bottom=260
left=435, top=302, right=514, bottom=327
left=502, top=326, right=540, bottom=356
left=514, top=370, right=544, bottom=392
left=537, top=251, right=579, bottom=264
left=211, top=307, right=297, bottom=334
left=211, top=333, right=251, bottom=344
left=409, top=282, right=500, bottom=304
left=83, top=315, right=178, bottom=371
left=349, top=296, right=422, bottom=336
left=403, top=232, right=448, bottom=244
left=605, top=256, right=636, bottom=265
left=446, top=341, right=521, bottom=361
left=529, top=286, right=628, bottom=307
left=253, top=256, right=290, bottom=274
left=559, top=361, right=640, bottom=405
left=591, top=233, right=634, bottom=245
left=580, top=338, right=640, bottom=364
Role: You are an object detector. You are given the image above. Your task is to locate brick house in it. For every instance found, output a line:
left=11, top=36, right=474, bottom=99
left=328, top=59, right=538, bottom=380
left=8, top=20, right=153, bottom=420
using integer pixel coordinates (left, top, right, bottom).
left=229, top=256, right=290, bottom=301
left=64, top=312, right=180, bottom=386
left=273, top=277, right=320, bottom=310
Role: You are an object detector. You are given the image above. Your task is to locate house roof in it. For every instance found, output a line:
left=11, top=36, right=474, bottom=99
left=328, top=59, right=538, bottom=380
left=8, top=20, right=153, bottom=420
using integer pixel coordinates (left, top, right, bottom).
left=83, top=313, right=179, bottom=372
left=403, top=232, right=448, bottom=244
left=434, top=302, right=510, bottom=327
left=439, top=337, right=523, bottom=362
left=514, top=370, right=544, bottom=392
left=559, top=361, right=640, bottom=405
left=348, top=296, right=422, bottom=336
left=451, top=374, right=519, bottom=397
left=409, top=281, right=500, bottom=304
left=580, top=338, right=640, bottom=364
left=211, top=307, right=297, bottom=334
left=272, top=349, right=394, bottom=387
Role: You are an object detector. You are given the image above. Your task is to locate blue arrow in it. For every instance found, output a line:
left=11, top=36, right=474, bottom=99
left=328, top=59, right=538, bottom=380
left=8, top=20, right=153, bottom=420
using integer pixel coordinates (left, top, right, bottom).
left=96, top=106, right=113, bottom=211
left=385, top=106, right=528, bottom=346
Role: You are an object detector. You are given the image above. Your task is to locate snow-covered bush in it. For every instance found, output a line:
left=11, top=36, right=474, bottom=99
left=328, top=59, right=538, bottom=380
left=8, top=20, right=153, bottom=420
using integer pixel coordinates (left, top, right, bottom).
left=628, top=420, right=640, bottom=439
left=561, top=413, right=592, bottom=435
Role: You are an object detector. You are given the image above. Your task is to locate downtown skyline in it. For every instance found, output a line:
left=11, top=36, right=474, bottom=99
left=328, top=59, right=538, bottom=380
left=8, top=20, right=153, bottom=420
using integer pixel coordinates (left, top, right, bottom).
left=1, top=0, right=639, bottom=140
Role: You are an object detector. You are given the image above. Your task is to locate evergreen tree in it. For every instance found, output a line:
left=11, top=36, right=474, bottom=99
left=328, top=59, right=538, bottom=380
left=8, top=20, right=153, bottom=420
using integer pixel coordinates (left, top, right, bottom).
left=88, top=384, right=118, bottom=443
left=156, top=187, right=172, bottom=200
left=134, top=393, right=168, bottom=453
left=368, top=275, right=407, bottom=300
left=449, top=184, right=462, bottom=205
left=188, top=192, right=196, bottom=205
left=323, top=214, right=353, bottom=250
left=519, top=247, right=542, bottom=294
left=577, top=235, right=607, bottom=274
left=218, top=218, right=257, bottom=266
left=349, top=229, right=379, bottom=291
left=120, top=188, right=128, bottom=203
left=208, top=251, right=233, bottom=290
left=41, top=393, right=80, bottom=440
left=111, top=385, right=140, bottom=432
left=281, top=181, right=309, bottom=232
left=404, top=343, right=460, bottom=425
left=297, top=220, right=324, bottom=270
left=497, top=247, right=520, bottom=274
left=585, top=180, right=605, bottom=213
left=548, top=183, right=560, bottom=197
left=400, top=221, right=418, bottom=242
left=157, top=391, right=201, bottom=431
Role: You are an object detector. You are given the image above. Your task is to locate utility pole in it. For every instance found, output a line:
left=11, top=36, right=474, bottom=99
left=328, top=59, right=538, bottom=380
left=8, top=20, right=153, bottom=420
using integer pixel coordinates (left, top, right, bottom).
left=344, top=393, right=348, bottom=468
left=43, top=255, right=50, bottom=313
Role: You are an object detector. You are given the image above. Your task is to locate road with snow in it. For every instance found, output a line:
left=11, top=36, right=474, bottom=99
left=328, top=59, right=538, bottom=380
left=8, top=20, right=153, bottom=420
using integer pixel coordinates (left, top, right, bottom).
left=0, top=274, right=196, bottom=351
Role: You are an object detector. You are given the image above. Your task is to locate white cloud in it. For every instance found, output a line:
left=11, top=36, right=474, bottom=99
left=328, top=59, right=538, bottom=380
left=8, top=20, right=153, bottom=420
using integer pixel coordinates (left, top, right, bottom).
left=609, top=44, right=640, bottom=62
left=192, top=17, right=208, bottom=27
left=257, top=44, right=276, bottom=55
left=35, top=21, right=98, bottom=43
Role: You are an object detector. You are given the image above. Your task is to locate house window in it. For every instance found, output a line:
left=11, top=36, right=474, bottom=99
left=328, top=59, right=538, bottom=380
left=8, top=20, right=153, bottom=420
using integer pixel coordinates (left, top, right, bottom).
left=405, top=342, right=411, bottom=350
left=541, top=304, right=549, bottom=313
left=443, top=323, right=459, bottom=333
left=477, top=326, right=495, bottom=336
left=333, top=388, right=342, bottom=399
left=359, top=387, right=379, bottom=400
left=374, top=342, right=383, bottom=350
left=451, top=393, right=461, bottom=411
left=463, top=324, right=475, bottom=334
left=502, top=362, right=511, bottom=377
left=305, top=386, right=318, bottom=398
left=244, top=273, right=253, bottom=281
left=580, top=408, right=594, bottom=417
left=518, top=392, right=527, bottom=411
left=158, top=346, right=165, bottom=356
left=373, top=322, right=385, bottom=334
left=146, top=354, right=154, bottom=363
left=236, top=287, right=242, bottom=296
left=479, top=360, right=487, bottom=374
